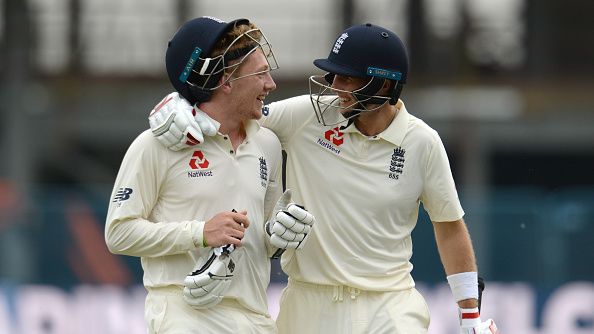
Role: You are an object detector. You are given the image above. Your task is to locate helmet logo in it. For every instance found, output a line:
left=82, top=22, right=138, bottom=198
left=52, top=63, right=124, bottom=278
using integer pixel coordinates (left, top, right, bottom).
left=367, top=67, right=402, bottom=81
left=179, top=47, right=202, bottom=83
left=202, top=16, right=225, bottom=24
left=332, top=33, right=349, bottom=54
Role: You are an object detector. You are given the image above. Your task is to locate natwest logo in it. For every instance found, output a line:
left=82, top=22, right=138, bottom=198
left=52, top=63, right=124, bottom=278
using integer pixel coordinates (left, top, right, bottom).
left=189, top=150, right=209, bottom=169
left=324, top=127, right=344, bottom=146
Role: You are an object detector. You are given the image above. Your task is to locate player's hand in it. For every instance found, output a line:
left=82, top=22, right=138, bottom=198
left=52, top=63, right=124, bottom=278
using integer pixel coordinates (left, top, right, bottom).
left=203, top=211, right=250, bottom=247
left=459, top=308, right=500, bottom=334
left=183, top=245, right=236, bottom=309
left=266, top=189, right=315, bottom=249
left=148, top=92, right=218, bottom=151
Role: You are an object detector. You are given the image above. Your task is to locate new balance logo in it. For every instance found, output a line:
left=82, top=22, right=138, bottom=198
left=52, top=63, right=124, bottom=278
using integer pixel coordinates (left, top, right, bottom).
left=113, top=188, right=133, bottom=202
left=189, top=150, right=209, bottom=169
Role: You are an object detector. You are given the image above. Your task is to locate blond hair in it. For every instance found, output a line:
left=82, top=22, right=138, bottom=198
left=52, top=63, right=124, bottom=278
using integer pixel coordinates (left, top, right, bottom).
left=211, top=21, right=262, bottom=58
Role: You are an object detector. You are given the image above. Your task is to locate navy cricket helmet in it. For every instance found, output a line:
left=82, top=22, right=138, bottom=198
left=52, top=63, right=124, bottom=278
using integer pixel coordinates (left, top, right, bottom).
left=314, top=23, right=408, bottom=84
left=309, top=23, right=409, bottom=126
left=166, top=16, right=269, bottom=105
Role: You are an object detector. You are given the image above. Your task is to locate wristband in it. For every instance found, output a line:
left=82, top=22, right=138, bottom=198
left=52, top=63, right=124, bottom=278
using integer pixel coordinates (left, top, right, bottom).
left=189, top=220, right=207, bottom=248
left=447, top=271, right=478, bottom=302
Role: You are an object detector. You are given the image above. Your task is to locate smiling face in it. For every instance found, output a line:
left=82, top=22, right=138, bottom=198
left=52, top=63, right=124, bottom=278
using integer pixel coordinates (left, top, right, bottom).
left=227, top=48, right=276, bottom=121
left=330, top=74, right=372, bottom=113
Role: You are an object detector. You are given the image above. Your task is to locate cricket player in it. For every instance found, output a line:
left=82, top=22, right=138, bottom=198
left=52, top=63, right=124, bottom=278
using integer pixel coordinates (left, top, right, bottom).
left=147, top=23, right=498, bottom=334
left=106, top=17, right=314, bottom=333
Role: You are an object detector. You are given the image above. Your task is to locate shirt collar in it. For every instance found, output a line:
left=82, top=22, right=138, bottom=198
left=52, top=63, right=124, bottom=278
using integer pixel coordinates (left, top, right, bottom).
left=194, top=106, right=261, bottom=139
left=341, top=100, right=409, bottom=146
left=243, top=119, right=261, bottom=138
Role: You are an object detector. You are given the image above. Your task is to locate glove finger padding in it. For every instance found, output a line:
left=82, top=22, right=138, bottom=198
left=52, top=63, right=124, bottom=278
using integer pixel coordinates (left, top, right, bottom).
left=149, top=92, right=179, bottom=135
left=286, top=204, right=315, bottom=226
left=184, top=271, right=214, bottom=288
left=156, top=121, right=184, bottom=150
left=271, top=219, right=306, bottom=241
left=150, top=93, right=193, bottom=142
left=148, top=109, right=173, bottom=134
left=182, top=248, right=236, bottom=309
left=148, top=92, right=219, bottom=151
left=184, top=279, right=219, bottom=298
left=183, top=280, right=230, bottom=309
left=194, top=109, right=218, bottom=137
left=266, top=189, right=316, bottom=251
left=173, top=107, right=204, bottom=145
left=270, top=234, right=301, bottom=249
left=275, top=211, right=312, bottom=235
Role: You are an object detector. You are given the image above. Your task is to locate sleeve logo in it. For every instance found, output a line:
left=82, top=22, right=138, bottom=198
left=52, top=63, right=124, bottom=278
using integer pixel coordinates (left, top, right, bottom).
left=113, top=188, right=133, bottom=202
left=259, top=157, right=268, bottom=188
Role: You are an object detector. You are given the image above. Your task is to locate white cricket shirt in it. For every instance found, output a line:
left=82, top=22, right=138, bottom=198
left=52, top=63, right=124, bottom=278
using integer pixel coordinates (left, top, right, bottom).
left=105, top=120, right=282, bottom=316
left=261, top=95, right=464, bottom=291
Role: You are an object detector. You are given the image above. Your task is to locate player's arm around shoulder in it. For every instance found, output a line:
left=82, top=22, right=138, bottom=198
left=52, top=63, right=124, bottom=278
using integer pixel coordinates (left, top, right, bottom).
left=254, top=127, right=282, bottom=165
left=147, top=92, right=219, bottom=151
left=260, top=95, right=318, bottom=145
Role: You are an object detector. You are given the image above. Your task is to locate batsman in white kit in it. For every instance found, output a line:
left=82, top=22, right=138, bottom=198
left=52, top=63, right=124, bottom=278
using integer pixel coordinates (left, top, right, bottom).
left=105, top=16, right=315, bottom=333
left=148, top=22, right=500, bottom=334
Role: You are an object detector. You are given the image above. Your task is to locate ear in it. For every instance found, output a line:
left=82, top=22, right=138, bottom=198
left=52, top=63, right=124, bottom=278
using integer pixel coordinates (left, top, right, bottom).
left=378, top=79, right=392, bottom=95
left=219, top=73, right=233, bottom=93
left=219, top=72, right=232, bottom=85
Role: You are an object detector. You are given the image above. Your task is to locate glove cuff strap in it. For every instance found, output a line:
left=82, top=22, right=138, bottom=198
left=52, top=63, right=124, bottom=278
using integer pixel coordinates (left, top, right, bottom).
left=459, top=307, right=482, bottom=327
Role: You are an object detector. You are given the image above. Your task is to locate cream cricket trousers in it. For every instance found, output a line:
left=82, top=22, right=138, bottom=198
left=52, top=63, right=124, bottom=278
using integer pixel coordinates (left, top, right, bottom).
left=145, top=286, right=277, bottom=334
left=276, top=279, right=430, bottom=334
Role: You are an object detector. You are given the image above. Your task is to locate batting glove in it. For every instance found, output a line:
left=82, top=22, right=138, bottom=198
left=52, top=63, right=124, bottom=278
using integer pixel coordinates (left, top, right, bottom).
left=183, top=244, right=236, bottom=309
left=148, top=92, right=218, bottom=151
left=459, top=308, right=500, bottom=334
left=265, top=189, right=315, bottom=251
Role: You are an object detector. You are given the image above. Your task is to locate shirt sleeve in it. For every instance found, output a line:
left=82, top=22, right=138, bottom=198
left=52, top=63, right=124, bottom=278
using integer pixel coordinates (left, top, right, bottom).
left=420, top=131, right=465, bottom=222
left=256, top=129, right=284, bottom=256
left=260, top=95, right=317, bottom=147
left=104, top=131, right=204, bottom=257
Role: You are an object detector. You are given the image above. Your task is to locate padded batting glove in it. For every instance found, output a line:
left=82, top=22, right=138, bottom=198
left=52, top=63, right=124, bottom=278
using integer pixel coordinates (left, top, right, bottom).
left=265, top=189, right=315, bottom=255
left=459, top=308, right=500, bottom=334
left=148, top=92, right=218, bottom=151
left=183, top=244, right=236, bottom=309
